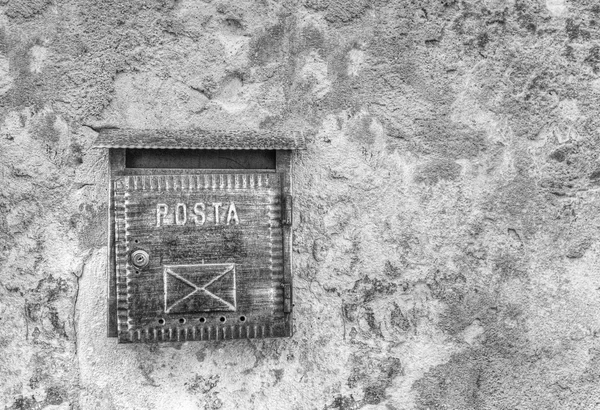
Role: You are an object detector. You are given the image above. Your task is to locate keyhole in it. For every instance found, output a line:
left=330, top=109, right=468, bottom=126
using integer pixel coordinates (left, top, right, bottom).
left=131, top=250, right=149, bottom=268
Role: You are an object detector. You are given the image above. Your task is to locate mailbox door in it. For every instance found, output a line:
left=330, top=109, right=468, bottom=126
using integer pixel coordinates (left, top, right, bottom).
left=113, top=172, right=287, bottom=342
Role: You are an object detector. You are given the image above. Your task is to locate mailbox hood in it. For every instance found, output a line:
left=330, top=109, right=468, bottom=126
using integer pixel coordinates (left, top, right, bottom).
left=93, top=128, right=307, bottom=150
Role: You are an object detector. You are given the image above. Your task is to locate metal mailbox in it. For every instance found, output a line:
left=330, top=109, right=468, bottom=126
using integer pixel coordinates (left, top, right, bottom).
left=94, top=129, right=305, bottom=343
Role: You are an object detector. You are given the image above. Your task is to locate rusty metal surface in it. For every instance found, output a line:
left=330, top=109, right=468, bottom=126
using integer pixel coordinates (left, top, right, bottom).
left=113, top=172, right=288, bottom=342
left=94, top=128, right=306, bottom=150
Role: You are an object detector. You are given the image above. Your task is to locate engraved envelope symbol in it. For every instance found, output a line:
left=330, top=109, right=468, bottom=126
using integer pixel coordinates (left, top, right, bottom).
left=164, top=263, right=236, bottom=313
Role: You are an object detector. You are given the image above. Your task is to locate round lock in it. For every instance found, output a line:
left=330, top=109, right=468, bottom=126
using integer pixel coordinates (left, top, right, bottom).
left=131, top=250, right=150, bottom=268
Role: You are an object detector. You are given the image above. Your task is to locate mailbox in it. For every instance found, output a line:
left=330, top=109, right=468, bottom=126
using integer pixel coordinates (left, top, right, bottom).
left=94, top=129, right=305, bottom=343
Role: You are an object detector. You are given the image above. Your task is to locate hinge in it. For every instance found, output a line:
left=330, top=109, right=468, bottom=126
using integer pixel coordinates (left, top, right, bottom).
left=282, top=194, right=293, bottom=226
left=282, top=283, right=292, bottom=313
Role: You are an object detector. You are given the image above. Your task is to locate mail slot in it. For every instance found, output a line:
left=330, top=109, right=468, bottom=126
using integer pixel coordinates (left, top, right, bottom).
left=94, top=129, right=305, bottom=343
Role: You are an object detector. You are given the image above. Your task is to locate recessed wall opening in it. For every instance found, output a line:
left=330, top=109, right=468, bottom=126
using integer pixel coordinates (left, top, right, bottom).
left=125, top=149, right=277, bottom=169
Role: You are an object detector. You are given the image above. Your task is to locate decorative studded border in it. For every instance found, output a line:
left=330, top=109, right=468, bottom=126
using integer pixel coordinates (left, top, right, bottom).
left=117, top=173, right=276, bottom=192
left=113, top=184, right=129, bottom=335
left=125, top=321, right=289, bottom=343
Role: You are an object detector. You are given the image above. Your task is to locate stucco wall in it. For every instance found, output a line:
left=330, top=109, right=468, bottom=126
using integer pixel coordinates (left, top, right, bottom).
left=3, top=0, right=600, bottom=408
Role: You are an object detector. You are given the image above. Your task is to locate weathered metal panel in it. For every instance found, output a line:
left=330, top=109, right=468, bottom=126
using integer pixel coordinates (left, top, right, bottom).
left=113, top=172, right=287, bottom=343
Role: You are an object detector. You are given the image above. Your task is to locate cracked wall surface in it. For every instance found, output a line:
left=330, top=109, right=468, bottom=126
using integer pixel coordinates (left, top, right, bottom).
left=2, top=0, right=600, bottom=409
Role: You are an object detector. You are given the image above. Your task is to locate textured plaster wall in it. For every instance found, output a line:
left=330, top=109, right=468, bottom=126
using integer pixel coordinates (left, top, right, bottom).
left=2, top=0, right=600, bottom=409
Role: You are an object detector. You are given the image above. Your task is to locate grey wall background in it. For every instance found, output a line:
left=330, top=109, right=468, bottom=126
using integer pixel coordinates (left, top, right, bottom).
left=2, top=0, right=600, bottom=408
